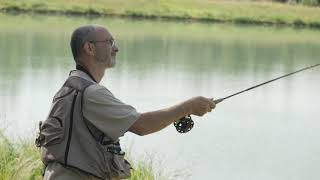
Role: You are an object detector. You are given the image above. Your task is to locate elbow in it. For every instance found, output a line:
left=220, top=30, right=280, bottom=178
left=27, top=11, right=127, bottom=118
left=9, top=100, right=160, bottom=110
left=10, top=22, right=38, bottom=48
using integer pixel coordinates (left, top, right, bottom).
left=129, top=122, right=149, bottom=136
left=132, top=127, right=155, bottom=136
left=129, top=114, right=157, bottom=136
left=131, top=128, right=149, bottom=136
left=135, top=130, right=147, bottom=136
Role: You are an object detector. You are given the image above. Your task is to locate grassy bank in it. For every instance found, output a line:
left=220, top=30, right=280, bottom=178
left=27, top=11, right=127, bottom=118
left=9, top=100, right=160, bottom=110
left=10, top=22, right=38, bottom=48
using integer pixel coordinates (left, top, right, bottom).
left=0, top=0, right=320, bottom=28
left=0, top=131, right=166, bottom=180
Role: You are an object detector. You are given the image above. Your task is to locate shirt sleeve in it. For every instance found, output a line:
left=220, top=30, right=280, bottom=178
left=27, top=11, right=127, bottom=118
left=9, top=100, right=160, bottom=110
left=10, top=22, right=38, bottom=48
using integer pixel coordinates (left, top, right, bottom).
left=83, top=84, right=141, bottom=140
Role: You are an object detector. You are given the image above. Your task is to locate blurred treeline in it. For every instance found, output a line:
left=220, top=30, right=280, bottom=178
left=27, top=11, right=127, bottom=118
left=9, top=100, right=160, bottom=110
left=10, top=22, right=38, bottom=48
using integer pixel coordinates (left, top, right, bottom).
left=267, top=0, right=319, bottom=6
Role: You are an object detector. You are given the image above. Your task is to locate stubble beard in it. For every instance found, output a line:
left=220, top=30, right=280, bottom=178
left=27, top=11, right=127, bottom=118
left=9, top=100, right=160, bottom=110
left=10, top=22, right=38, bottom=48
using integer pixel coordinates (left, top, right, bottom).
left=94, top=53, right=113, bottom=69
left=109, top=56, right=116, bottom=67
left=96, top=47, right=116, bottom=68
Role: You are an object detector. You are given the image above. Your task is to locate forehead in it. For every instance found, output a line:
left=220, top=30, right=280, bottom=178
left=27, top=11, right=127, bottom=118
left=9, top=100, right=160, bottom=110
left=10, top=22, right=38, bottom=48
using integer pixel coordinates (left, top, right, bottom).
left=95, top=27, right=113, bottom=39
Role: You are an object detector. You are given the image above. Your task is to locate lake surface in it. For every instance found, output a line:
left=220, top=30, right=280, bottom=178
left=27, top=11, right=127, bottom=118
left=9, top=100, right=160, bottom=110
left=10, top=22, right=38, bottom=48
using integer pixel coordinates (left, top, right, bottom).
left=0, top=13, right=320, bottom=180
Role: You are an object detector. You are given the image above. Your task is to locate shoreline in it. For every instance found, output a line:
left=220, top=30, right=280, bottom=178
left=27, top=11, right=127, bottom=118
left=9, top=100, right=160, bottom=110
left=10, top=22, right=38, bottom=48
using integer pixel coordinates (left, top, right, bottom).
left=2, top=9, right=319, bottom=29
left=1, top=1, right=320, bottom=29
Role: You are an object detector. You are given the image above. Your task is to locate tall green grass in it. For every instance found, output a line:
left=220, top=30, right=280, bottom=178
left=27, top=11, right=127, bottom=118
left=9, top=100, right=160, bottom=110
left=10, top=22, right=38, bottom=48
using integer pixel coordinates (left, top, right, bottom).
left=0, top=131, right=172, bottom=180
left=0, top=132, right=43, bottom=180
left=0, top=0, right=320, bottom=28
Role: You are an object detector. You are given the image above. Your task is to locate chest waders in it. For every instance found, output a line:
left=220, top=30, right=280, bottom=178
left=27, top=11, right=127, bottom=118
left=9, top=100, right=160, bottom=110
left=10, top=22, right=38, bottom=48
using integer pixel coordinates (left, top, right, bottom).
left=35, top=75, right=132, bottom=179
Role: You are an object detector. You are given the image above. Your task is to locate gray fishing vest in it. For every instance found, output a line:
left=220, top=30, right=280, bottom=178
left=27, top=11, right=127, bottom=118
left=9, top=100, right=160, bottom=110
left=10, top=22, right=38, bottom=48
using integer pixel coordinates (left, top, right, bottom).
left=35, top=75, right=131, bottom=179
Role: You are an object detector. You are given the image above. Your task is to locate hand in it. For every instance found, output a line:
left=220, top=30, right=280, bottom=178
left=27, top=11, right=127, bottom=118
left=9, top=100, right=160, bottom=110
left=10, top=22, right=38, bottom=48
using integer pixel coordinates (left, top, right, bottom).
left=187, top=96, right=216, bottom=116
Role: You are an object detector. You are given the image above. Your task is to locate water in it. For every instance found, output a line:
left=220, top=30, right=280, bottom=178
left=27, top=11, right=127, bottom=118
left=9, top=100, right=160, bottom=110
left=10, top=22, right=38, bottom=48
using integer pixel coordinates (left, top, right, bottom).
left=0, top=13, right=320, bottom=180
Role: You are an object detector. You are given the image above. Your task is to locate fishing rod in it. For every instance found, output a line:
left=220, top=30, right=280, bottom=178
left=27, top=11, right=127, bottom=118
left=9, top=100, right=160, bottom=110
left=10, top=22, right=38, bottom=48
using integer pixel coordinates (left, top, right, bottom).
left=174, top=63, right=320, bottom=133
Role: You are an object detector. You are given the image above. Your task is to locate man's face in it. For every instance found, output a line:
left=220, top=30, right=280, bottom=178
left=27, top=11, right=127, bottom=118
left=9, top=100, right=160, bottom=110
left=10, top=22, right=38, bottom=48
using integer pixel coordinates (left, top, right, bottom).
left=93, top=27, right=119, bottom=68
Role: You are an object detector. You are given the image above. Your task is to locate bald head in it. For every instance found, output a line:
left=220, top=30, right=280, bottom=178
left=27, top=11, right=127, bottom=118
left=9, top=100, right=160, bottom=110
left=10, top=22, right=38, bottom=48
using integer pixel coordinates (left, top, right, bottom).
left=70, top=25, right=118, bottom=70
left=70, top=25, right=97, bottom=62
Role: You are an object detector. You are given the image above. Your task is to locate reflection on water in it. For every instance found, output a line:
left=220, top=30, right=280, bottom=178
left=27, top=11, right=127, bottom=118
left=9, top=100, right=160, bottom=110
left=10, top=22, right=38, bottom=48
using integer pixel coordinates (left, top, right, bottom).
left=0, top=13, right=320, bottom=180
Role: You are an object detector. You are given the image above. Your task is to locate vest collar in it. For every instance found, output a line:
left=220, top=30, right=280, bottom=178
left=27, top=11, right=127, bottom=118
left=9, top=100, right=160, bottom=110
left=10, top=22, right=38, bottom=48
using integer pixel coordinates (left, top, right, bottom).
left=69, top=70, right=96, bottom=84
left=72, top=64, right=97, bottom=83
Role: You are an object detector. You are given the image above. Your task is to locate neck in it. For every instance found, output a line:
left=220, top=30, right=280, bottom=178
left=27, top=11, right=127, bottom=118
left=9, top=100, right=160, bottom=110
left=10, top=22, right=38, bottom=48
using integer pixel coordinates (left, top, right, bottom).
left=90, top=64, right=105, bottom=83
left=76, top=63, right=105, bottom=83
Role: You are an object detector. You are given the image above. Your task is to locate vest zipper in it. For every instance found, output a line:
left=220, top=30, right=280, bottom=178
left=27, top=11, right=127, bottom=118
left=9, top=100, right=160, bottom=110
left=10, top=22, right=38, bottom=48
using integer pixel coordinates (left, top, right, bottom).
left=64, top=90, right=78, bottom=165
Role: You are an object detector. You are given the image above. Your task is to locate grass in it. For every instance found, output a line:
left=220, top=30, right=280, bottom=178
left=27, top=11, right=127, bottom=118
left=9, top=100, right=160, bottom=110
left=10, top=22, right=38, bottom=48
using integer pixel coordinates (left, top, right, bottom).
left=0, top=0, right=320, bottom=28
left=0, top=130, right=171, bottom=180
left=0, top=132, right=43, bottom=180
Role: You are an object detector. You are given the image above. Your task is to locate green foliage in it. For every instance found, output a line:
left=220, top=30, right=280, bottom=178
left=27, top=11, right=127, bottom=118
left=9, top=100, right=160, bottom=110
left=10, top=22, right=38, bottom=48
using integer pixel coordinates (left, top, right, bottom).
left=126, top=150, right=189, bottom=180
left=0, top=131, right=168, bottom=180
left=288, top=0, right=319, bottom=5
left=0, top=0, right=320, bottom=28
left=0, top=131, right=44, bottom=180
left=273, top=0, right=320, bottom=6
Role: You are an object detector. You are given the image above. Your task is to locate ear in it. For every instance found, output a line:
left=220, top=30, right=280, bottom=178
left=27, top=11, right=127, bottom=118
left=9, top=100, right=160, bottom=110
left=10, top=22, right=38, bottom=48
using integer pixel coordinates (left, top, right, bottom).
left=83, top=42, right=95, bottom=56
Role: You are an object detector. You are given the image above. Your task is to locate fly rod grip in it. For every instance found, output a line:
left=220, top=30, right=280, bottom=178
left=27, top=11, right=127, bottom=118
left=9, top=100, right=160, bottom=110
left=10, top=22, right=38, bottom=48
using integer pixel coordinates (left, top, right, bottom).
left=213, top=98, right=224, bottom=104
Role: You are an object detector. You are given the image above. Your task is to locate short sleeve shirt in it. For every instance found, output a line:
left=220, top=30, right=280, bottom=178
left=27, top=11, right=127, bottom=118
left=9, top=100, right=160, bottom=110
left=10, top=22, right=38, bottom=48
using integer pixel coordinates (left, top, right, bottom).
left=70, top=70, right=140, bottom=141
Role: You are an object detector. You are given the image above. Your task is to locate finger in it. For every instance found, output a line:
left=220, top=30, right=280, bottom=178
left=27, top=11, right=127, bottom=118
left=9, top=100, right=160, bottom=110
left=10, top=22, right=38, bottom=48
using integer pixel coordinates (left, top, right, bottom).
left=208, top=98, right=215, bottom=108
left=206, top=106, right=210, bottom=112
left=197, top=110, right=206, bottom=116
left=210, top=102, right=216, bottom=109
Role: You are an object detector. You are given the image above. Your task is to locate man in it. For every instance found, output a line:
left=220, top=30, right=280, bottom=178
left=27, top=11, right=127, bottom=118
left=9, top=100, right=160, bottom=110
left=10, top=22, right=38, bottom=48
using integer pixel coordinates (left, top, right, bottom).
left=36, top=25, right=216, bottom=180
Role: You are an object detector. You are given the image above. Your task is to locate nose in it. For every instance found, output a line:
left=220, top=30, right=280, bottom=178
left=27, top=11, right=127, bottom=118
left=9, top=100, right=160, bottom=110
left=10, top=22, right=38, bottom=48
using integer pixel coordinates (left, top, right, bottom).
left=112, top=44, right=119, bottom=53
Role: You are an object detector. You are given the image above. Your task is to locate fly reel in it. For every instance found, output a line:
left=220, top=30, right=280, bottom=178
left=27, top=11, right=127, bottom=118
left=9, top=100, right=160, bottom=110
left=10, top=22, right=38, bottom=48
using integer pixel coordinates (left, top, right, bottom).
left=174, top=115, right=194, bottom=133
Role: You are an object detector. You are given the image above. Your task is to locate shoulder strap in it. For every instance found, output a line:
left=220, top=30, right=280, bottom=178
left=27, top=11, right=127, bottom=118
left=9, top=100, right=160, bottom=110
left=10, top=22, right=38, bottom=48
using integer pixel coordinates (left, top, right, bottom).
left=63, top=75, right=115, bottom=145
left=63, top=76, right=94, bottom=92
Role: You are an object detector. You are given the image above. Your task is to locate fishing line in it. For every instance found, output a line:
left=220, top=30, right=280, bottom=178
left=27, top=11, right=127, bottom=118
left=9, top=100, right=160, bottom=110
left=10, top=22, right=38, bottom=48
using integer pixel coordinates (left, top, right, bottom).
left=174, top=63, right=320, bottom=133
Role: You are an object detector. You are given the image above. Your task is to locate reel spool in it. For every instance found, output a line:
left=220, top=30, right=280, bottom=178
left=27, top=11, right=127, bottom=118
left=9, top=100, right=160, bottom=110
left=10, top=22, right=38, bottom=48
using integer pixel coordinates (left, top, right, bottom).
left=174, top=115, right=194, bottom=133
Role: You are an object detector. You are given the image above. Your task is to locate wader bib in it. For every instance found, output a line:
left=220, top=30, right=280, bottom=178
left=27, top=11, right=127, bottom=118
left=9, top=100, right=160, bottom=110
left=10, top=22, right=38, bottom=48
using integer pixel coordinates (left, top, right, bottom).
left=35, top=74, right=131, bottom=179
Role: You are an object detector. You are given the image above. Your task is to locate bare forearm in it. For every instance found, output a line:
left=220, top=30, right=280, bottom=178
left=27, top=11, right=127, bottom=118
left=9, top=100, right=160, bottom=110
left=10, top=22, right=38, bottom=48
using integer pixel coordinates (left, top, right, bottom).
left=129, top=101, right=191, bottom=136
left=129, top=96, right=216, bottom=136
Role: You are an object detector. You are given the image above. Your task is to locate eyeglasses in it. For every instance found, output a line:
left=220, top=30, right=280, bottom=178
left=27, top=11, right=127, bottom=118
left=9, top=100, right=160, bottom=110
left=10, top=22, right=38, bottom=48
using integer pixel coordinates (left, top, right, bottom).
left=90, top=39, right=116, bottom=48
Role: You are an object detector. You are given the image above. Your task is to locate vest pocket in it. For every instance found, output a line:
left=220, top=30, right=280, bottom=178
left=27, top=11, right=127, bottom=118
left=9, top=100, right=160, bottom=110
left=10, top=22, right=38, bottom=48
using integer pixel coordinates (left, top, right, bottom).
left=110, top=154, right=132, bottom=179
left=39, top=116, right=64, bottom=146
